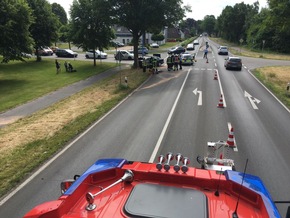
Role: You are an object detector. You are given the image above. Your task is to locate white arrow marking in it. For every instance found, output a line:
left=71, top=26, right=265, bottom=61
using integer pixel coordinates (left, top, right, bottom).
left=244, top=91, right=260, bottom=110
left=193, top=88, right=202, bottom=106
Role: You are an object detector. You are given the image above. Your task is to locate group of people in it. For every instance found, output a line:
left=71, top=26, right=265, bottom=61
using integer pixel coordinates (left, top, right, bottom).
left=55, top=60, right=76, bottom=74
left=166, top=54, right=182, bottom=71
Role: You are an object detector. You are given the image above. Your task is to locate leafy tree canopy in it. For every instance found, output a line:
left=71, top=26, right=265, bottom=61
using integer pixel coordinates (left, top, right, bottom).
left=111, top=0, right=189, bottom=67
left=27, top=0, right=60, bottom=57
left=69, top=0, right=115, bottom=66
left=51, top=3, right=68, bottom=25
left=0, top=0, right=34, bottom=63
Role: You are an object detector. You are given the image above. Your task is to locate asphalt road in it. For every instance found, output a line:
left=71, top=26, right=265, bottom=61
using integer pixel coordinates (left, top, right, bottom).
left=1, top=37, right=290, bottom=217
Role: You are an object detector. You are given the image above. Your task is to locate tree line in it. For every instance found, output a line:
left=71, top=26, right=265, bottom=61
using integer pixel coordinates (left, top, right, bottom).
left=0, top=0, right=189, bottom=67
left=1, top=0, right=289, bottom=66
left=200, top=0, right=290, bottom=53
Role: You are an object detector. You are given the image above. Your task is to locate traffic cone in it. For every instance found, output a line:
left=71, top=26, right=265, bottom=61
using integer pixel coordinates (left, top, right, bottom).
left=218, top=153, right=224, bottom=165
left=214, top=70, right=218, bottom=80
left=217, top=94, right=224, bottom=108
left=227, top=127, right=235, bottom=147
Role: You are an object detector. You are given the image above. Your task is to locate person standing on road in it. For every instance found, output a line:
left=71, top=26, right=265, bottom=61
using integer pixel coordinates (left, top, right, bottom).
left=203, top=48, right=208, bottom=59
left=173, top=54, right=179, bottom=71
left=179, top=54, right=182, bottom=70
left=55, top=60, right=60, bottom=74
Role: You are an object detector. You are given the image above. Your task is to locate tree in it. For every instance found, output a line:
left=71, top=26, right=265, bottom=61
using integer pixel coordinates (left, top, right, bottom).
left=27, top=0, right=60, bottom=61
left=69, top=0, right=115, bottom=66
left=0, top=0, right=34, bottom=63
left=216, top=2, right=259, bottom=43
left=51, top=3, right=68, bottom=25
left=179, top=18, right=197, bottom=37
left=112, top=0, right=188, bottom=68
left=151, top=33, right=165, bottom=43
left=267, top=0, right=290, bottom=52
left=246, top=8, right=274, bottom=50
left=201, top=15, right=216, bottom=37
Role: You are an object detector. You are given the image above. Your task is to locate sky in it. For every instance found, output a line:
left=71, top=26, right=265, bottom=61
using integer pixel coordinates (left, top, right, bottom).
left=47, top=0, right=268, bottom=21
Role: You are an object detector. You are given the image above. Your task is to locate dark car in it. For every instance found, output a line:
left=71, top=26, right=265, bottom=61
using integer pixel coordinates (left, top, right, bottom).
left=55, top=49, right=78, bottom=58
left=168, top=46, right=185, bottom=55
left=140, top=56, right=164, bottom=68
left=129, top=47, right=149, bottom=55
left=111, top=41, right=124, bottom=47
left=224, top=57, right=242, bottom=70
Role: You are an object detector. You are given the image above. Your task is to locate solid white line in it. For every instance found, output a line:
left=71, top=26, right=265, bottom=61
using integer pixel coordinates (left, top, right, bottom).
left=227, top=122, right=238, bottom=152
left=149, top=69, right=191, bottom=163
left=0, top=76, right=150, bottom=206
left=216, top=69, right=227, bottom=107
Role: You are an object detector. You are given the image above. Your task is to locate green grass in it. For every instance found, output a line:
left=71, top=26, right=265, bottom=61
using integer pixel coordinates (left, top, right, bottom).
left=0, top=58, right=117, bottom=112
left=0, top=67, right=148, bottom=197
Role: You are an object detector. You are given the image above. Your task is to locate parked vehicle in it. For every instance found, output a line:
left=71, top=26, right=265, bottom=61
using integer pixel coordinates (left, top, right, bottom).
left=218, top=46, right=229, bottom=55
left=186, top=43, right=194, bottom=51
left=114, top=50, right=134, bottom=60
left=224, top=57, right=242, bottom=70
left=150, top=43, right=159, bottom=48
left=130, top=47, right=149, bottom=55
left=85, top=50, right=107, bottom=59
left=55, top=49, right=78, bottom=58
left=36, top=46, right=53, bottom=56
left=111, top=41, right=124, bottom=47
left=168, top=46, right=185, bottom=55
left=140, top=56, right=164, bottom=68
left=180, top=53, right=195, bottom=65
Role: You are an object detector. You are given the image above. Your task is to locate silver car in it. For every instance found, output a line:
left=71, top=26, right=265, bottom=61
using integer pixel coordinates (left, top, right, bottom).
left=85, top=50, right=107, bottom=59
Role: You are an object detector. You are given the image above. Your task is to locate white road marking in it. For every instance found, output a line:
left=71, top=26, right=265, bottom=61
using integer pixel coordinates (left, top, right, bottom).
left=193, top=88, right=203, bottom=106
left=149, top=69, right=192, bottom=163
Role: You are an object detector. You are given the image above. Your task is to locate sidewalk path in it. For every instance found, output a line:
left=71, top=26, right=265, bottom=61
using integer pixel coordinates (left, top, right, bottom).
left=0, top=64, right=130, bottom=128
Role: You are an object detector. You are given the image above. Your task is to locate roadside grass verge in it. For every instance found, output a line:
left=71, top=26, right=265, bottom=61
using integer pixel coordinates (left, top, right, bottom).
left=253, top=66, right=290, bottom=109
left=0, top=67, right=149, bottom=197
left=0, top=59, right=117, bottom=112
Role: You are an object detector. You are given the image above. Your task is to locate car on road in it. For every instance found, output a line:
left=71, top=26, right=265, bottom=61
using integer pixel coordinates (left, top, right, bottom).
left=218, top=46, right=229, bottom=55
left=168, top=46, right=185, bottom=55
left=150, top=43, right=159, bottom=48
left=37, top=46, right=53, bottom=56
left=193, top=40, right=199, bottom=45
left=224, top=57, right=242, bottom=70
left=130, top=47, right=149, bottom=55
left=85, top=50, right=107, bottom=59
left=114, top=50, right=134, bottom=60
left=180, top=53, right=195, bottom=65
left=186, top=43, right=194, bottom=51
left=55, top=49, right=78, bottom=58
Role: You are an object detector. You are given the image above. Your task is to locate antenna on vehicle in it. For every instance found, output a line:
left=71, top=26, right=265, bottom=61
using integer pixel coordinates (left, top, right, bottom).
left=214, top=167, right=223, bottom=196
left=232, top=159, right=248, bottom=218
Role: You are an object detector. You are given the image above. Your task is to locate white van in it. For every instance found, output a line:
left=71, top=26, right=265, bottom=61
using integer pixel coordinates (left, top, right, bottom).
left=193, top=40, right=199, bottom=45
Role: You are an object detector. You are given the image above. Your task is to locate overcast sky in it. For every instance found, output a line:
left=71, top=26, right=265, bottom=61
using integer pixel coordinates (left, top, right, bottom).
left=47, top=0, right=268, bottom=20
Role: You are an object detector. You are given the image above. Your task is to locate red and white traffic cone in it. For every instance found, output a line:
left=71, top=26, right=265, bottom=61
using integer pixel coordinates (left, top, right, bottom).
left=217, top=94, right=224, bottom=108
left=227, top=127, right=235, bottom=148
left=214, top=70, right=218, bottom=80
left=218, top=153, right=224, bottom=165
